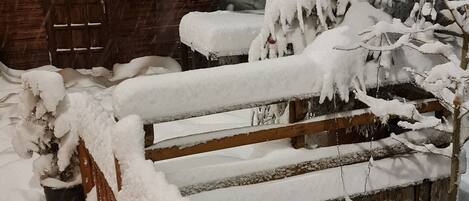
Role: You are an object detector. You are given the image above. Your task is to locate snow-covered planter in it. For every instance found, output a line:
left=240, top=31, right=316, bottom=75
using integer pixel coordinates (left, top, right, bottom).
left=11, top=71, right=84, bottom=199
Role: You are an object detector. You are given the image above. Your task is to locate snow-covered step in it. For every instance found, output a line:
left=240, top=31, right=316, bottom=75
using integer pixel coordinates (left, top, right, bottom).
left=185, top=152, right=450, bottom=201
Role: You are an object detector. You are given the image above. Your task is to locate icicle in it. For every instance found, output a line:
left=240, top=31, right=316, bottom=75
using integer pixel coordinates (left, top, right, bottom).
left=297, top=0, right=305, bottom=32
left=316, top=0, right=329, bottom=30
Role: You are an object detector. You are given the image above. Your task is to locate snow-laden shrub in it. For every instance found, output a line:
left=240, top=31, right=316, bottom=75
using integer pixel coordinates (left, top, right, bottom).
left=12, top=71, right=81, bottom=188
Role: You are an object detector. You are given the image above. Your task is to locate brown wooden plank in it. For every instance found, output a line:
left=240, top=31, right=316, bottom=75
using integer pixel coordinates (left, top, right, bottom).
left=146, top=99, right=444, bottom=161
left=77, top=139, right=95, bottom=193
left=78, top=138, right=118, bottom=201
left=431, top=179, right=449, bottom=201
left=416, top=179, right=432, bottom=201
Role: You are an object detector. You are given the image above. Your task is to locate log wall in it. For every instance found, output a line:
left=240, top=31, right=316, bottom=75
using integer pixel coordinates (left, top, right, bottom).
left=107, top=0, right=217, bottom=65
left=0, top=0, right=51, bottom=70
left=1, top=0, right=218, bottom=70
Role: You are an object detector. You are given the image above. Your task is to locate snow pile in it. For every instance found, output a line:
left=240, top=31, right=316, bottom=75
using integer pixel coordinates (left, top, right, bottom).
left=112, top=115, right=187, bottom=201
left=180, top=11, right=264, bottom=57
left=110, top=56, right=181, bottom=82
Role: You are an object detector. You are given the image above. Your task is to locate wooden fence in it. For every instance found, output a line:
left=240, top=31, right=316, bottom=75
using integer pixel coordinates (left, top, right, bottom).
left=77, top=83, right=450, bottom=200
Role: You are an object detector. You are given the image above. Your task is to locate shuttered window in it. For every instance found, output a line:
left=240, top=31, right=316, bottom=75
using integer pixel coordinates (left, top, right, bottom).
left=47, top=0, right=110, bottom=69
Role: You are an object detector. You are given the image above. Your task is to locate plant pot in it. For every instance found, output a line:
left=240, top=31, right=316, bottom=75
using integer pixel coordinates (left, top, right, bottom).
left=43, top=185, right=85, bottom=201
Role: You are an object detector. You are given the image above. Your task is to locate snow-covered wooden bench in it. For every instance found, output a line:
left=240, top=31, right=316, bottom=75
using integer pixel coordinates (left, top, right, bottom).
left=179, top=11, right=263, bottom=70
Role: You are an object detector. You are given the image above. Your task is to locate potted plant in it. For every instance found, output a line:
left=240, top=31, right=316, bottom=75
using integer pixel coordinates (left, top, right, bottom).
left=12, top=71, right=84, bottom=201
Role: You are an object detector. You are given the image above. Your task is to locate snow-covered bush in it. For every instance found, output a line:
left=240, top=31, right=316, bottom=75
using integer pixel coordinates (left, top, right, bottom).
left=12, top=71, right=82, bottom=188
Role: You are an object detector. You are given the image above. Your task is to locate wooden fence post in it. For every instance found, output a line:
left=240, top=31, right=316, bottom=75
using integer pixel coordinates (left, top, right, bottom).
left=144, top=124, right=155, bottom=148
left=180, top=43, right=190, bottom=71
left=289, top=100, right=309, bottom=149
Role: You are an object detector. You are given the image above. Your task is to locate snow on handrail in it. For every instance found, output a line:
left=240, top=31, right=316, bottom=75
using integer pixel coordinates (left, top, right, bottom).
left=113, top=55, right=316, bottom=123
left=112, top=55, right=420, bottom=124
left=113, top=24, right=440, bottom=124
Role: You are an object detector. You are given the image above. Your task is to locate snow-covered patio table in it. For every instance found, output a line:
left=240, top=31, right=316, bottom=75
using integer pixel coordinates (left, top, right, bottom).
left=179, top=10, right=264, bottom=59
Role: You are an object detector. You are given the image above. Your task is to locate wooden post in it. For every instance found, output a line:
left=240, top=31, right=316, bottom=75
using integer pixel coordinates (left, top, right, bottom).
left=191, top=51, right=200, bottom=70
left=449, top=97, right=462, bottom=201
left=289, top=100, right=309, bottom=149
left=180, top=43, right=190, bottom=71
left=144, top=124, right=154, bottom=148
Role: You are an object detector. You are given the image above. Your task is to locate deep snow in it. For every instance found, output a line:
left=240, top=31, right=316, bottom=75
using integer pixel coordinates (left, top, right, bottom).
left=1, top=64, right=469, bottom=201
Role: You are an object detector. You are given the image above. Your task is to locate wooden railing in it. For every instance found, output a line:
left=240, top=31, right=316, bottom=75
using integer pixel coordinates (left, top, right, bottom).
left=143, top=83, right=445, bottom=161
left=77, top=83, right=447, bottom=200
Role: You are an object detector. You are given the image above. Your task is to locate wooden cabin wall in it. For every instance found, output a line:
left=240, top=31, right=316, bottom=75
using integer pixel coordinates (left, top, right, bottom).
left=107, top=0, right=218, bottom=65
left=0, top=0, right=217, bottom=70
left=0, top=0, right=50, bottom=70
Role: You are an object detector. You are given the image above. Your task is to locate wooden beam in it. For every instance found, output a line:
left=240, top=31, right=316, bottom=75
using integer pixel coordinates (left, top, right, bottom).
left=145, top=99, right=443, bottom=161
